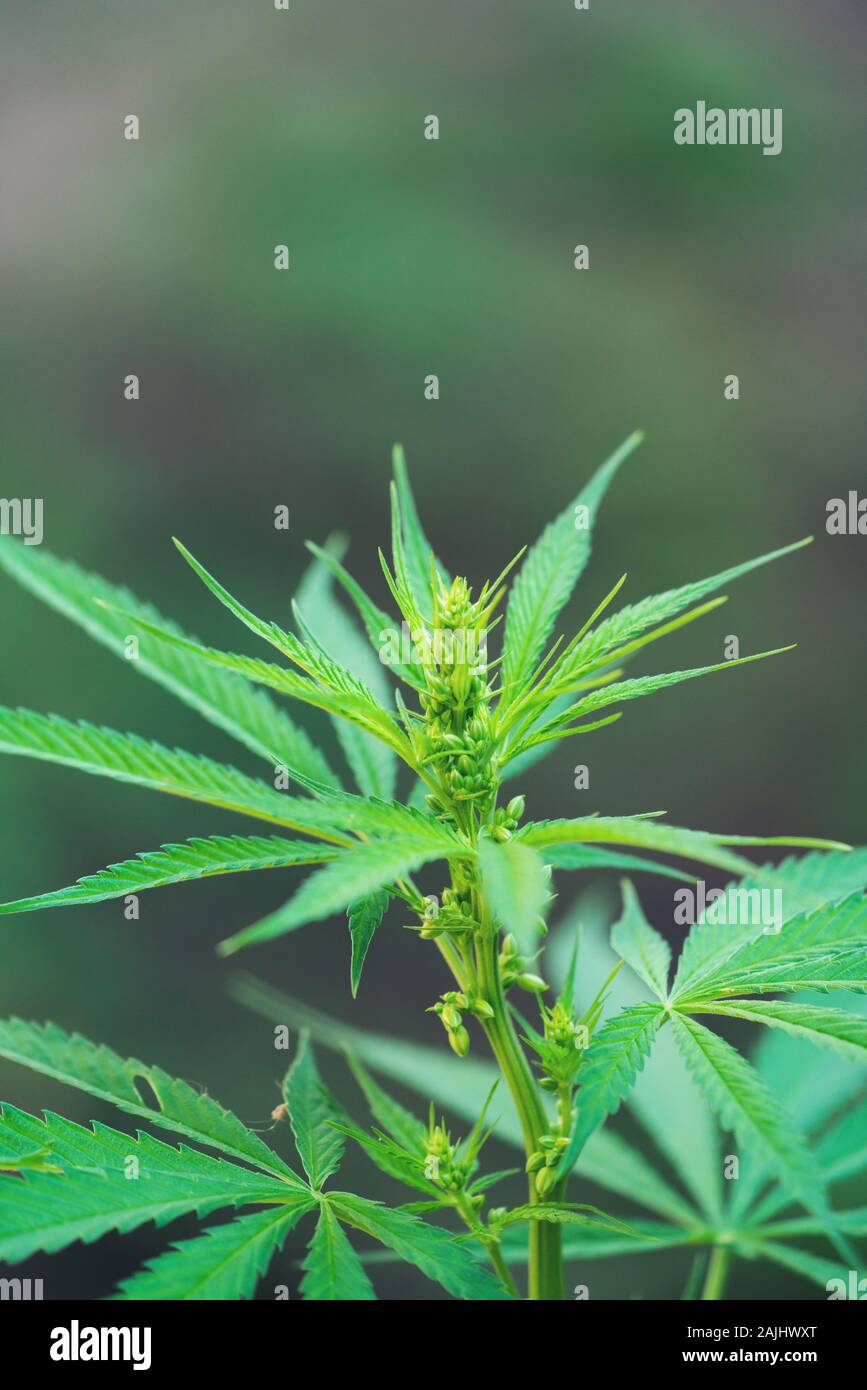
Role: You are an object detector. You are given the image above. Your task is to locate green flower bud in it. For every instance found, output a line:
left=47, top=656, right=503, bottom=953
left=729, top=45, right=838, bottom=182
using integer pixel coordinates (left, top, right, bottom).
left=535, top=1165, right=559, bottom=1197
left=493, top=825, right=512, bottom=843
left=441, top=1004, right=462, bottom=1030
left=428, top=1126, right=449, bottom=1156
left=470, top=998, right=495, bottom=1020
left=525, top=1151, right=546, bottom=1173
left=506, top=795, right=525, bottom=821
left=501, top=934, right=518, bottom=958
left=448, top=1025, right=470, bottom=1058
left=516, top=973, right=548, bottom=994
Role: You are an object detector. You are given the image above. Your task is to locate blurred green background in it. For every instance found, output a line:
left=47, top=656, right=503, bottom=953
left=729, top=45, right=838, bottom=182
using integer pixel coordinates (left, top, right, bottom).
left=0, top=0, right=864, bottom=1298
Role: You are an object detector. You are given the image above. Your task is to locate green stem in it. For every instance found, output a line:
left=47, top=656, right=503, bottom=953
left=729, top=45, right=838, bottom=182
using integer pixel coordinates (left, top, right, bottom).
left=475, top=919, right=563, bottom=1301
left=453, top=1190, right=520, bottom=1300
left=701, top=1246, right=731, bottom=1301
left=487, top=1239, right=521, bottom=1299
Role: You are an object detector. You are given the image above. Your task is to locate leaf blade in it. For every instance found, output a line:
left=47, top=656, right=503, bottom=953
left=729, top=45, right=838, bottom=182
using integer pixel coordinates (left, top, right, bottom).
left=300, top=1203, right=377, bottom=1301
left=557, top=1003, right=665, bottom=1177
left=501, top=432, right=642, bottom=703
left=0, top=1018, right=303, bottom=1185
left=347, top=890, right=389, bottom=998
left=282, top=1035, right=346, bottom=1190
left=331, top=1192, right=512, bottom=1299
left=0, top=835, right=335, bottom=917
left=0, top=538, right=337, bottom=786
left=220, top=836, right=455, bottom=955
left=114, top=1204, right=311, bottom=1301
left=695, top=999, right=867, bottom=1063
left=0, top=705, right=349, bottom=838
left=0, top=1113, right=300, bottom=1263
left=610, top=880, right=671, bottom=1000
left=668, top=1012, right=829, bottom=1224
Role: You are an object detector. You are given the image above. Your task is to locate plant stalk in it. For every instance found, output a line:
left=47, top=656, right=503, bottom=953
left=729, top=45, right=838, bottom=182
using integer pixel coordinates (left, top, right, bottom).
left=475, top=918, right=563, bottom=1300
left=701, top=1245, right=731, bottom=1301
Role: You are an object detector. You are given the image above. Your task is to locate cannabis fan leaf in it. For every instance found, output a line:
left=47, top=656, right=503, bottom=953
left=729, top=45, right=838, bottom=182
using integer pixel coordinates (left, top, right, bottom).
left=0, top=1024, right=511, bottom=1300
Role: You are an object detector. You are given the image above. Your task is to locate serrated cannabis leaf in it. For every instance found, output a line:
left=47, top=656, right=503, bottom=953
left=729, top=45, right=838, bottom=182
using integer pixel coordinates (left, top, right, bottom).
left=545, top=536, right=813, bottom=692
left=347, top=890, right=389, bottom=997
left=610, top=880, right=671, bottom=1000
left=173, top=538, right=384, bottom=711
left=101, top=616, right=413, bottom=765
left=345, top=1055, right=426, bottom=1155
left=220, top=835, right=456, bottom=955
left=0, top=537, right=337, bottom=786
left=501, top=432, right=641, bottom=704
left=300, top=1202, right=377, bottom=1301
left=331, top=1193, right=513, bottom=1299
left=695, top=999, right=867, bottom=1063
left=667, top=1013, right=830, bottom=1225
left=0, top=1019, right=302, bottom=1185
left=332, top=1121, right=437, bottom=1196
left=113, top=1204, right=313, bottom=1301
left=295, top=541, right=398, bottom=800
left=282, top=1034, right=346, bottom=1190
left=0, top=835, right=335, bottom=917
left=495, top=1202, right=640, bottom=1236
left=507, top=647, right=797, bottom=759
left=673, top=851, right=867, bottom=995
left=685, top=943, right=867, bottom=1001
left=519, top=817, right=844, bottom=877
left=544, top=843, right=691, bottom=882
left=304, top=539, right=424, bottom=690
left=0, top=1114, right=299, bottom=1262
left=392, top=443, right=451, bottom=611
left=558, top=1003, right=666, bottom=1177
left=0, top=706, right=341, bottom=835
left=674, top=893, right=867, bottom=1004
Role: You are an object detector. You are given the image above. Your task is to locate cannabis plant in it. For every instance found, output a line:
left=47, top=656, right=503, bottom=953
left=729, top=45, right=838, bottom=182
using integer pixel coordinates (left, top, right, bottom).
left=0, top=434, right=864, bottom=1301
